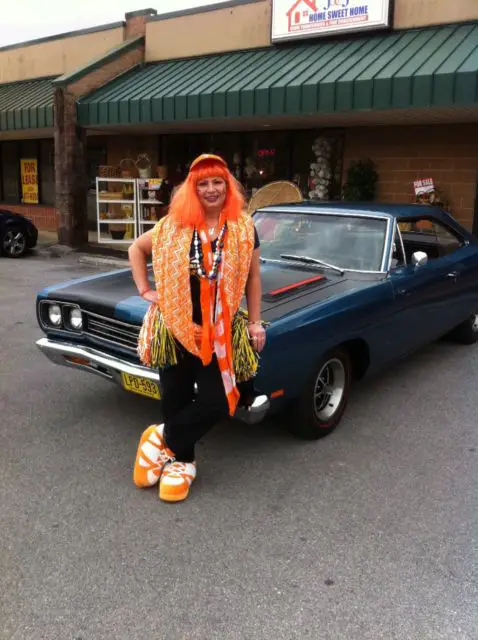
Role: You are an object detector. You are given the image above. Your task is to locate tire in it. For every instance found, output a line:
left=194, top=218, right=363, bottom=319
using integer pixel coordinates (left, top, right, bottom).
left=287, top=348, right=352, bottom=440
left=2, top=226, right=27, bottom=258
left=449, top=313, right=478, bottom=345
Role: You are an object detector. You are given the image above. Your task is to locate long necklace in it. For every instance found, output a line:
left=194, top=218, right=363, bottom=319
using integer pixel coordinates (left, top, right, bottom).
left=191, top=224, right=227, bottom=280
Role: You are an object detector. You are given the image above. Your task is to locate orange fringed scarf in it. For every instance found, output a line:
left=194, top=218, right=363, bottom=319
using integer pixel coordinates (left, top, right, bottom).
left=140, top=212, right=255, bottom=416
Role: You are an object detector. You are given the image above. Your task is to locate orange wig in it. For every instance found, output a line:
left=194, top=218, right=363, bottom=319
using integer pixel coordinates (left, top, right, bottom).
left=168, top=155, right=245, bottom=228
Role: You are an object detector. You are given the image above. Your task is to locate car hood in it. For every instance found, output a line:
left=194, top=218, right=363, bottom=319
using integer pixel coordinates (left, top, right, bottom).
left=40, top=263, right=372, bottom=325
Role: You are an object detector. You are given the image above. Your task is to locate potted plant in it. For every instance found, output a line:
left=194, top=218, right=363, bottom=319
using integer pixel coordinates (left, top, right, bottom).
left=342, top=159, right=379, bottom=201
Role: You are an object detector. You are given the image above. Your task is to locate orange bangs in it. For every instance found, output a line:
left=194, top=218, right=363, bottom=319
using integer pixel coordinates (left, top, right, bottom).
left=168, top=158, right=245, bottom=228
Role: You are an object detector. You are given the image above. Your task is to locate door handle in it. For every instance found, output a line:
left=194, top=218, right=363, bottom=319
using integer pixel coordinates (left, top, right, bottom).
left=446, top=271, right=459, bottom=280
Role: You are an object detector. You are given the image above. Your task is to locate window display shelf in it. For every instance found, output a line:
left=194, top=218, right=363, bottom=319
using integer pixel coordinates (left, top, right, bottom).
left=96, top=177, right=138, bottom=245
left=98, top=218, right=136, bottom=224
left=97, top=199, right=135, bottom=205
left=97, top=238, right=134, bottom=245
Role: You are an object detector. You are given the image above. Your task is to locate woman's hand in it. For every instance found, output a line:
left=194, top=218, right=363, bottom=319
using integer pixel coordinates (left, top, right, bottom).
left=248, top=322, right=266, bottom=353
left=141, top=289, right=158, bottom=304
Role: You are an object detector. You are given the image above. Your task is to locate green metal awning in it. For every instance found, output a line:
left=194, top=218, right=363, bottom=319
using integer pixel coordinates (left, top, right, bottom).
left=0, top=77, right=55, bottom=131
left=78, top=22, right=478, bottom=127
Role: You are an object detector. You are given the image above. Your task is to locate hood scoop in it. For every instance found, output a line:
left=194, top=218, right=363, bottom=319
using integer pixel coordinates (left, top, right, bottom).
left=263, top=274, right=327, bottom=302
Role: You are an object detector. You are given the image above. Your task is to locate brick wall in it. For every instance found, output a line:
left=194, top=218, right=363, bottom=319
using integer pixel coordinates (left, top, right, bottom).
left=125, top=15, right=150, bottom=39
left=1, top=204, right=57, bottom=231
left=68, top=45, right=144, bottom=98
left=54, top=88, right=88, bottom=246
left=343, top=123, right=478, bottom=229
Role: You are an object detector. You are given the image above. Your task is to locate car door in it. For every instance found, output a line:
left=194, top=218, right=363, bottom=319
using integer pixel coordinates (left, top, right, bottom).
left=432, top=219, right=478, bottom=324
left=388, top=218, right=462, bottom=354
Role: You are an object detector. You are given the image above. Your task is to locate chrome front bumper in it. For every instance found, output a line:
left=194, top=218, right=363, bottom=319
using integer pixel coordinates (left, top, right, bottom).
left=36, top=337, right=270, bottom=424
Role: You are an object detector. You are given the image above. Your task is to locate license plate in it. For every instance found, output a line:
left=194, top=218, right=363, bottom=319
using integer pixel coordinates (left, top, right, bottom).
left=121, top=373, right=161, bottom=400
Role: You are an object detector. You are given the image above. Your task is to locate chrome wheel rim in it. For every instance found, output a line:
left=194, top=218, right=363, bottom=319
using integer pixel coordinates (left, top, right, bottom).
left=472, top=314, right=478, bottom=332
left=3, top=230, right=26, bottom=257
left=313, top=357, right=346, bottom=422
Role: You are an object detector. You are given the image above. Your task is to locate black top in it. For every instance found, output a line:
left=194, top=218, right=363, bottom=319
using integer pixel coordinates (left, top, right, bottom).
left=190, top=226, right=260, bottom=325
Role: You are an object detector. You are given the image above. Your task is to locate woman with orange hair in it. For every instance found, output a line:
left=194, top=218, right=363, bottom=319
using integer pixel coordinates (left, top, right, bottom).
left=128, top=154, right=265, bottom=503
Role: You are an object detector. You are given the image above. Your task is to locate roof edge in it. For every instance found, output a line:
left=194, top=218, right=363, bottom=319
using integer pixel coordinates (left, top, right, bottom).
left=125, top=7, right=157, bottom=20
left=148, top=0, right=265, bottom=22
left=0, top=75, right=57, bottom=88
left=52, top=36, right=144, bottom=87
left=0, top=21, right=126, bottom=53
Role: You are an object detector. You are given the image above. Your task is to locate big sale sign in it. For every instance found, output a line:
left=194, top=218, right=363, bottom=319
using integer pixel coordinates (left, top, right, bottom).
left=20, top=158, right=39, bottom=204
left=272, top=0, right=392, bottom=42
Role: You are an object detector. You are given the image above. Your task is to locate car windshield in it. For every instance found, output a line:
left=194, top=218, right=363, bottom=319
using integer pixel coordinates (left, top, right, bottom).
left=254, top=211, right=388, bottom=272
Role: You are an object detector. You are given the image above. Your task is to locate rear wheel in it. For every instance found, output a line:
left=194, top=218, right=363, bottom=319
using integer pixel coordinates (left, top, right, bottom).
left=2, top=226, right=27, bottom=258
left=449, top=313, right=478, bottom=345
left=288, top=348, right=352, bottom=440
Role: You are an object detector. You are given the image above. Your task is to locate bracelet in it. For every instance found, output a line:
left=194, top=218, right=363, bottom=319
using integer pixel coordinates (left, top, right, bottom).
left=139, top=287, right=152, bottom=297
left=247, top=321, right=262, bottom=326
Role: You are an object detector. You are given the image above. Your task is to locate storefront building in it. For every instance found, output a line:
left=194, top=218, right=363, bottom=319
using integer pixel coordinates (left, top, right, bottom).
left=0, top=0, right=477, bottom=245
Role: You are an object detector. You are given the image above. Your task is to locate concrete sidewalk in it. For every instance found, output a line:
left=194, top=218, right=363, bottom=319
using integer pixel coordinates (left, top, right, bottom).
left=37, top=230, right=130, bottom=268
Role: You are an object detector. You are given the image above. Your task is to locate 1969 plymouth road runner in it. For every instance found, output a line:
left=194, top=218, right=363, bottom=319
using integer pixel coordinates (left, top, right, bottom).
left=36, top=203, right=478, bottom=439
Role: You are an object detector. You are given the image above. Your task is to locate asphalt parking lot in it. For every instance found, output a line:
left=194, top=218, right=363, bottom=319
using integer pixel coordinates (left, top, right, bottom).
left=1, top=251, right=476, bottom=640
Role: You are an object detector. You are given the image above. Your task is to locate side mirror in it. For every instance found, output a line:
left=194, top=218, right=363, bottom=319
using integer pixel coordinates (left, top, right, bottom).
left=412, top=251, right=428, bottom=268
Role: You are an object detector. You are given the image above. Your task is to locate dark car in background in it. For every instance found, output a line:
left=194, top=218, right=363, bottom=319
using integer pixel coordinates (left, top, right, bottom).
left=0, top=208, right=38, bottom=258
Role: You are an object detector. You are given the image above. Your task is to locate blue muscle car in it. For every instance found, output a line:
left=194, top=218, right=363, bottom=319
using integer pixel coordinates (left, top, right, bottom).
left=36, top=203, right=478, bottom=439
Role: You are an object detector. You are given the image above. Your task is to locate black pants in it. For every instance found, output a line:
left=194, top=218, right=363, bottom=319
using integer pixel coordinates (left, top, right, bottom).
left=161, top=351, right=230, bottom=462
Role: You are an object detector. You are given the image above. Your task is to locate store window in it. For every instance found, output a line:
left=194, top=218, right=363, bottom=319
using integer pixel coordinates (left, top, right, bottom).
left=242, top=131, right=290, bottom=199
left=291, top=130, right=344, bottom=200
left=0, top=139, right=56, bottom=207
left=159, top=128, right=344, bottom=203
left=210, top=133, right=242, bottom=181
left=87, top=144, right=107, bottom=192
left=39, top=140, right=55, bottom=206
left=1, top=142, right=20, bottom=204
left=162, top=133, right=212, bottom=188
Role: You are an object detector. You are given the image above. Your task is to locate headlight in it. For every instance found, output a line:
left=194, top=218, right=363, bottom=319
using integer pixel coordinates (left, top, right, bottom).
left=48, top=304, right=62, bottom=327
left=69, top=308, right=83, bottom=330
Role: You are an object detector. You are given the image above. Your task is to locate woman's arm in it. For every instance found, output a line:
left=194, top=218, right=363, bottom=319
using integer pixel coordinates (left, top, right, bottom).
left=128, top=230, right=157, bottom=302
left=246, top=248, right=261, bottom=322
left=245, top=248, right=266, bottom=352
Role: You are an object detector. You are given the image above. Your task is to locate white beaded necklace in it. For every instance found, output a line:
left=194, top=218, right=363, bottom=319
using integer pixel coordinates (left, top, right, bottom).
left=190, top=224, right=227, bottom=280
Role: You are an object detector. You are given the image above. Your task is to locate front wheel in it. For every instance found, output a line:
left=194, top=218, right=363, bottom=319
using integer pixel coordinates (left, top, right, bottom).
left=288, top=348, right=352, bottom=440
left=2, top=227, right=27, bottom=258
left=448, top=313, right=478, bottom=345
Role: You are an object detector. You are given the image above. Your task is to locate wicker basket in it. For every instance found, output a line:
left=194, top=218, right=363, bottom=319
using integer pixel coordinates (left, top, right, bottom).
left=247, top=181, right=303, bottom=215
left=99, top=191, right=123, bottom=200
left=119, top=158, right=139, bottom=178
left=98, top=165, right=121, bottom=179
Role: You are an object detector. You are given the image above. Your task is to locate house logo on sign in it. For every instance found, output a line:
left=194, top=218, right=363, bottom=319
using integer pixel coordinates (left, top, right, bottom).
left=287, top=0, right=318, bottom=32
left=285, top=1, right=366, bottom=34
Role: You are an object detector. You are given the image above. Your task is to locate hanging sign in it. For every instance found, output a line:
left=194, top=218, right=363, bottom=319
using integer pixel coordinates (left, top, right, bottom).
left=413, top=178, right=435, bottom=196
left=20, top=158, right=39, bottom=204
left=272, top=0, right=392, bottom=42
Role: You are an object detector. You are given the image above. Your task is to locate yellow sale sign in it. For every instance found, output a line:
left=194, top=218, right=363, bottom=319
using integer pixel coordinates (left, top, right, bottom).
left=20, top=158, right=39, bottom=204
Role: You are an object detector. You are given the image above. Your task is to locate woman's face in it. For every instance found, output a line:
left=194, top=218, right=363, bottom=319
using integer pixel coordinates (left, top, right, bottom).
left=196, top=176, right=227, bottom=213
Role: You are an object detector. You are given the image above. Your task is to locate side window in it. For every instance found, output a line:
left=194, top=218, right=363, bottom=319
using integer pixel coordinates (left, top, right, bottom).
left=390, top=227, right=406, bottom=269
left=398, top=218, right=465, bottom=262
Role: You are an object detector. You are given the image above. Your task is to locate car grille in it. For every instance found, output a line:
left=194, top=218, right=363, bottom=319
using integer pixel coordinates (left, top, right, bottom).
left=83, top=311, right=140, bottom=353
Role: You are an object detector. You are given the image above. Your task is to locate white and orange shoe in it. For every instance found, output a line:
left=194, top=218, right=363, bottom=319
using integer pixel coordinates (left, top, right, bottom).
left=133, top=424, right=175, bottom=488
left=159, top=461, right=197, bottom=503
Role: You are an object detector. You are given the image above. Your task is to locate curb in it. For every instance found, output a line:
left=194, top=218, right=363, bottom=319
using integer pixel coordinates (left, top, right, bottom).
left=78, top=255, right=130, bottom=269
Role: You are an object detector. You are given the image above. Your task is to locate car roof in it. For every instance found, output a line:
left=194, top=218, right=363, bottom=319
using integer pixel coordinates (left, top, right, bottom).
left=257, top=201, right=445, bottom=219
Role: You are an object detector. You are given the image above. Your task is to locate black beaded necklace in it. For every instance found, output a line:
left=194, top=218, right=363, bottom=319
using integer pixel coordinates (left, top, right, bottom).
left=190, top=224, right=227, bottom=280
